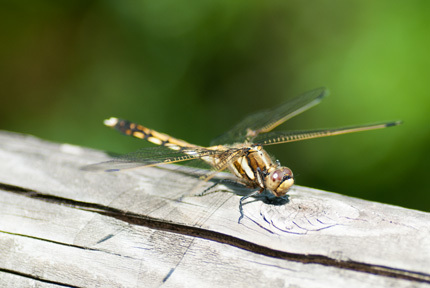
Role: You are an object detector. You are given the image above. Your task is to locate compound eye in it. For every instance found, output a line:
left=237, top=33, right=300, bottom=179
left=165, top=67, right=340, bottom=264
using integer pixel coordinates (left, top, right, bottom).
left=283, top=174, right=292, bottom=181
left=266, top=167, right=294, bottom=196
left=271, top=167, right=293, bottom=183
left=271, top=170, right=283, bottom=183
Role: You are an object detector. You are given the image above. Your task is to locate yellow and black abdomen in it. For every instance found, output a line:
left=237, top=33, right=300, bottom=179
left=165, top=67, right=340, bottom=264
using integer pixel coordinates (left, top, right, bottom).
left=104, top=117, right=196, bottom=150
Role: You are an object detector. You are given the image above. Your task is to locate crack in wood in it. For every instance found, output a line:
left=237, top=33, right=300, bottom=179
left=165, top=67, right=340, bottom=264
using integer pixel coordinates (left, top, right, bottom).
left=0, top=230, right=137, bottom=261
left=1, top=182, right=429, bottom=284
left=0, top=267, right=82, bottom=288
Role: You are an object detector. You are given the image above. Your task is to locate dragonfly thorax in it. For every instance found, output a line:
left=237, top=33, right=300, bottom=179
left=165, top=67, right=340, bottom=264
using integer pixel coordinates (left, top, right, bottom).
left=226, top=144, right=294, bottom=197
left=264, top=166, right=294, bottom=197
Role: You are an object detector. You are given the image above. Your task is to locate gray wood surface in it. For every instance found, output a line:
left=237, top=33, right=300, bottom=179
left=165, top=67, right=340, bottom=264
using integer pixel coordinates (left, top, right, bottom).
left=0, top=130, right=429, bottom=288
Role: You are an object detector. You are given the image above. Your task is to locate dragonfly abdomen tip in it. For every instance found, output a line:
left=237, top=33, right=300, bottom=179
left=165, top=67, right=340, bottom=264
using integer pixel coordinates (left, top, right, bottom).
left=104, top=117, right=119, bottom=127
left=386, top=120, right=403, bottom=127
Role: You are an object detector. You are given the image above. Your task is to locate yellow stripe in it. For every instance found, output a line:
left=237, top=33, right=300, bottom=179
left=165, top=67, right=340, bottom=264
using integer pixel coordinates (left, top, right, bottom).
left=148, top=137, right=162, bottom=145
left=132, top=131, right=145, bottom=139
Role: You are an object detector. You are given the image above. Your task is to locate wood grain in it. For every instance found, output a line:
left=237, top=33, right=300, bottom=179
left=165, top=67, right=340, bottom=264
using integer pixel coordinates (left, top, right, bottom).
left=0, top=131, right=429, bottom=288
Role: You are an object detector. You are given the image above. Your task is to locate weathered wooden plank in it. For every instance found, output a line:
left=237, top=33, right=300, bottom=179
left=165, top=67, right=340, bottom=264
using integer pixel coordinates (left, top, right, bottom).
left=0, top=193, right=426, bottom=287
left=0, top=130, right=429, bottom=287
left=0, top=191, right=426, bottom=288
left=0, top=272, right=61, bottom=288
left=1, top=196, right=422, bottom=288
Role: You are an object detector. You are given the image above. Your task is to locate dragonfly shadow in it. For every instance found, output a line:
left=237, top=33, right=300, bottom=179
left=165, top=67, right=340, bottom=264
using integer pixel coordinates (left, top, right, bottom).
left=201, top=178, right=290, bottom=207
left=257, top=192, right=290, bottom=206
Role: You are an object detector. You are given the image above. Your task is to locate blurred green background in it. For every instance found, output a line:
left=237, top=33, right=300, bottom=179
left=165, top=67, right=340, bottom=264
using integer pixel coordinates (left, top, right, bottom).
left=1, top=1, right=429, bottom=212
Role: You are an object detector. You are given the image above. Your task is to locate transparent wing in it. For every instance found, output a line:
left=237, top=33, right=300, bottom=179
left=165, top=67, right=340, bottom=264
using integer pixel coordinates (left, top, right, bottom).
left=252, top=121, right=402, bottom=146
left=210, top=87, right=328, bottom=145
left=82, top=146, right=225, bottom=172
left=82, top=145, right=251, bottom=173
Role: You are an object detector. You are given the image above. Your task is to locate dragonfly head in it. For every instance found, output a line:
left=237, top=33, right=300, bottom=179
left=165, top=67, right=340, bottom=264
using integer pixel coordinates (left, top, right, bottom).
left=266, top=167, right=294, bottom=197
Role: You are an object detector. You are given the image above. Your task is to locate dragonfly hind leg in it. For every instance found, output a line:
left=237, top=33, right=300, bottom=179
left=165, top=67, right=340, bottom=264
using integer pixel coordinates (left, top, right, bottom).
left=194, top=178, right=246, bottom=197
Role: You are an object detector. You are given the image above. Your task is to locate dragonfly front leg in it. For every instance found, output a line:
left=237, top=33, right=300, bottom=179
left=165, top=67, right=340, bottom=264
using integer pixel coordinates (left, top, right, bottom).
left=238, top=188, right=264, bottom=223
left=255, top=166, right=269, bottom=191
left=237, top=167, right=269, bottom=223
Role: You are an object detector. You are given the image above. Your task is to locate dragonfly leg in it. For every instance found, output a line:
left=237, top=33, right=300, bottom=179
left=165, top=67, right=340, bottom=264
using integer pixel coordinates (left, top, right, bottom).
left=256, top=166, right=268, bottom=191
left=196, top=181, right=221, bottom=197
left=195, top=179, right=245, bottom=197
left=238, top=188, right=264, bottom=223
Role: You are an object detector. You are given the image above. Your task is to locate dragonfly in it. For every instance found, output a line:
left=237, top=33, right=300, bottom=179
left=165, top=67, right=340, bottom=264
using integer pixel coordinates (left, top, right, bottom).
left=85, top=88, right=401, bottom=223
